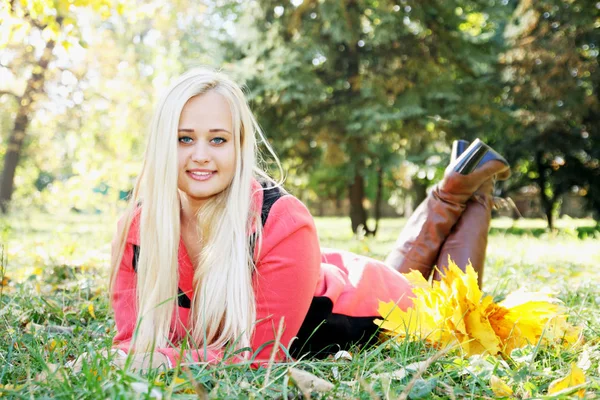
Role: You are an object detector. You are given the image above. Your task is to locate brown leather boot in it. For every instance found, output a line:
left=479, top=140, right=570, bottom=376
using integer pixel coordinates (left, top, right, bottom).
left=385, top=140, right=510, bottom=279
left=433, top=179, right=495, bottom=287
left=434, top=144, right=510, bottom=287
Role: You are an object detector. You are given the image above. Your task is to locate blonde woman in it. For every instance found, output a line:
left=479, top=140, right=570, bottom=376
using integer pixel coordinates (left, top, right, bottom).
left=107, top=68, right=510, bottom=370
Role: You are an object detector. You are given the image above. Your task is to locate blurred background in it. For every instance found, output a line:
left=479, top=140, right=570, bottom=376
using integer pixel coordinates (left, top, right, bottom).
left=1, top=0, right=598, bottom=234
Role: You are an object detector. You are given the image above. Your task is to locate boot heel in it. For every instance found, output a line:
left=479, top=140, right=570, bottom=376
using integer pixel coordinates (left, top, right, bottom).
left=451, top=139, right=470, bottom=162
left=451, top=138, right=510, bottom=176
left=452, top=139, right=490, bottom=175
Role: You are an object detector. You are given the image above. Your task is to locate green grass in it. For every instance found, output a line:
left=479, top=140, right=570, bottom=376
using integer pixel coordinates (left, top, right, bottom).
left=1, top=213, right=599, bottom=398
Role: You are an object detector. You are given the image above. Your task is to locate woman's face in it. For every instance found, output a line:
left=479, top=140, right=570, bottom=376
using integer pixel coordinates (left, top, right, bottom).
left=177, top=91, right=236, bottom=207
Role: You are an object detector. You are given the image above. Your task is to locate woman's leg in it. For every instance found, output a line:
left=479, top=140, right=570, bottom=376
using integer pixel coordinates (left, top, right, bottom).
left=385, top=143, right=509, bottom=284
left=434, top=178, right=495, bottom=287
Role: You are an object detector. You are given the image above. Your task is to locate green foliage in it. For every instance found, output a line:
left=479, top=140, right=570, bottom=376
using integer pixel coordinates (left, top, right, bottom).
left=0, top=0, right=598, bottom=227
left=500, top=0, right=600, bottom=227
left=209, top=0, right=521, bottom=231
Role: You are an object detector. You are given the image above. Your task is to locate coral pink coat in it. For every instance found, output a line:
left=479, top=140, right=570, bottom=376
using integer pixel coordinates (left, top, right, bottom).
left=112, top=181, right=414, bottom=366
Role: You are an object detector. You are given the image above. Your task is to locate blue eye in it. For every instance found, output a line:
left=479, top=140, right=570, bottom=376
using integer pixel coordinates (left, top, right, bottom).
left=178, top=136, right=193, bottom=144
left=211, top=137, right=226, bottom=145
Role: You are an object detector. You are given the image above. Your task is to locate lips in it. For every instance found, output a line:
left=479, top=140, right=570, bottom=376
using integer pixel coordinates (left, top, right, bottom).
left=187, top=170, right=216, bottom=181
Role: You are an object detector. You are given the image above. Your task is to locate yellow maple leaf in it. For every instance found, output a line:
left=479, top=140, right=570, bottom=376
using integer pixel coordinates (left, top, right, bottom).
left=403, top=270, right=430, bottom=289
left=375, top=258, right=580, bottom=357
left=548, top=363, right=585, bottom=398
left=546, top=315, right=582, bottom=346
left=463, top=303, right=501, bottom=356
left=490, top=375, right=513, bottom=397
left=48, top=338, right=66, bottom=352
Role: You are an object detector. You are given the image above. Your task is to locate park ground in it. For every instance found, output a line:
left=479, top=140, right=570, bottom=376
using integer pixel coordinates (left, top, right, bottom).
left=0, top=213, right=599, bottom=398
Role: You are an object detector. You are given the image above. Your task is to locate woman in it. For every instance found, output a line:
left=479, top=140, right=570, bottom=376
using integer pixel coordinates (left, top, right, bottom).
left=108, top=68, right=509, bottom=370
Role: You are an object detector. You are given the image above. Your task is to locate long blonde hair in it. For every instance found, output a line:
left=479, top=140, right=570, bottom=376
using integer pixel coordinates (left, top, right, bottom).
left=110, top=68, right=279, bottom=354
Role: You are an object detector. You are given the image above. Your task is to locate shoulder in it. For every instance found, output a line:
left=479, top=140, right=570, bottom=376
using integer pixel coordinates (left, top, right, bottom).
left=115, top=206, right=142, bottom=246
left=265, top=194, right=313, bottom=229
left=252, top=185, right=321, bottom=282
left=257, top=186, right=318, bottom=259
left=251, top=178, right=314, bottom=231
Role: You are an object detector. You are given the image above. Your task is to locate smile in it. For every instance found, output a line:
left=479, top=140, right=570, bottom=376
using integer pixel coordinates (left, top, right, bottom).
left=187, top=171, right=215, bottom=181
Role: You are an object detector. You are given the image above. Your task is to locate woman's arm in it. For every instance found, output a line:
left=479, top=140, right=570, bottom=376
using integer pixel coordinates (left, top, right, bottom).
left=250, top=195, right=322, bottom=363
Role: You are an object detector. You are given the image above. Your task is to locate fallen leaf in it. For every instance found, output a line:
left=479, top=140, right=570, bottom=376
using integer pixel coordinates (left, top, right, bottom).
left=182, top=368, right=209, bottom=399
left=373, top=361, right=428, bottom=381
left=576, top=345, right=592, bottom=371
left=26, top=322, right=74, bottom=335
left=130, top=382, right=163, bottom=399
left=548, top=363, right=585, bottom=398
left=48, top=338, right=66, bottom=352
left=333, top=350, right=352, bottom=362
left=170, top=376, right=198, bottom=395
left=288, top=367, right=334, bottom=397
left=34, top=363, right=64, bottom=382
left=490, top=375, right=513, bottom=397
left=87, top=303, right=96, bottom=319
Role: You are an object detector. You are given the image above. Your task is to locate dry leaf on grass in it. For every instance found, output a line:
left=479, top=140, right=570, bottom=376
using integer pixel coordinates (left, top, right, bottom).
left=130, top=382, right=163, bottom=399
left=182, top=369, right=209, bottom=399
left=577, top=345, right=593, bottom=371
left=333, top=350, right=352, bottom=362
left=547, top=363, right=586, bottom=398
left=331, top=350, right=353, bottom=380
left=34, top=363, right=64, bottom=382
left=26, top=322, right=75, bottom=335
left=288, top=367, right=334, bottom=397
left=489, top=375, right=513, bottom=397
left=372, top=361, right=428, bottom=381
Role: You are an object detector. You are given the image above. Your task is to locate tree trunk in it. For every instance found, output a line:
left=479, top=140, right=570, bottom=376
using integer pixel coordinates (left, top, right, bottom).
left=348, top=170, right=370, bottom=234
left=406, top=181, right=428, bottom=218
left=545, top=203, right=554, bottom=230
left=371, top=165, right=383, bottom=236
left=344, top=0, right=367, bottom=234
left=335, top=196, right=342, bottom=215
left=0, top=38, right=56, bottom=213
left=535, top=150, right=554, bottom=230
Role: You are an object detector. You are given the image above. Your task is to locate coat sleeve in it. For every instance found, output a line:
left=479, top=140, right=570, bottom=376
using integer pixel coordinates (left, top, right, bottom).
left=111, top=212, right=138, bottom=351
left=250, top=195, right=321, bottom=363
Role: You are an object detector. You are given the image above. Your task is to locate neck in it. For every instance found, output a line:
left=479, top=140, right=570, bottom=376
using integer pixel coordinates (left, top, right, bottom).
left=179, top=193, right=204, bottom=225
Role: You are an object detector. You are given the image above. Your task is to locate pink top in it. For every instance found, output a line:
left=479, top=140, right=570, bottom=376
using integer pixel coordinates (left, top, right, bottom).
left=111, top=181, right=414, bottom=366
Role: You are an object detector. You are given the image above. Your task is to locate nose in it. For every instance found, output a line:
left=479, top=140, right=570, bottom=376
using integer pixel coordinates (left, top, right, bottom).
left=191, top=142, right=210, bottom=164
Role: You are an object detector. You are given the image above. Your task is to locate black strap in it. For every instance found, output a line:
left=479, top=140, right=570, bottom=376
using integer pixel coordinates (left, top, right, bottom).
left=132, top=245, right=191, bottom=308
left=131, top=181, right=286, bottom=309
left=249, top=181, right=286, bottom=255
left=260, top=181, right=287, bottom=226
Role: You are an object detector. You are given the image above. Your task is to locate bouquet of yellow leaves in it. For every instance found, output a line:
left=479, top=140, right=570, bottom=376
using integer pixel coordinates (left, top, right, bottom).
left=375, top=259, right=581, bottom=356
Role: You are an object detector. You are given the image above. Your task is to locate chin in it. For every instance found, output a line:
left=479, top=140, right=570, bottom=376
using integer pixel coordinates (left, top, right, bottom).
left=187, top=188, right=227, bottom=202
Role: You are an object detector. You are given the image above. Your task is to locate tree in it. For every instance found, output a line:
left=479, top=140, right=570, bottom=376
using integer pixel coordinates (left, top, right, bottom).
left=224, top=0, right=511, bottom=233
left=0, top=0, right=122, bottom=212
left=500, top=0, right=599, bottom=229
left=0, top=1, right=215, bottom=214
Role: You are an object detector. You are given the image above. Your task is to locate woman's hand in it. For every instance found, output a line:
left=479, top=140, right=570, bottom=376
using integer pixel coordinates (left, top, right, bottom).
left=113, top=351, right=171, bottom=371
left=67, top=350, right=170, bottom=373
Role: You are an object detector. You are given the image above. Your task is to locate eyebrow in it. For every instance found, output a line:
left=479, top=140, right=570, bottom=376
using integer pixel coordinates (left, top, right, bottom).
left=178, top=128, right=232, bottom=134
